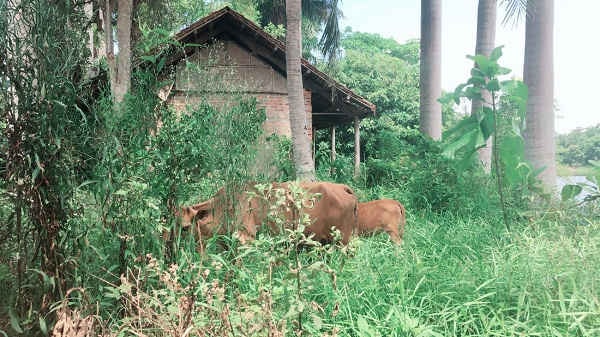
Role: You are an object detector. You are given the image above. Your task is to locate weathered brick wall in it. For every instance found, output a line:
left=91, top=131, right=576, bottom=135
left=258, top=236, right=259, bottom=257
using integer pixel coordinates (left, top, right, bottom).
left=168, top=89, right=313, bottom=139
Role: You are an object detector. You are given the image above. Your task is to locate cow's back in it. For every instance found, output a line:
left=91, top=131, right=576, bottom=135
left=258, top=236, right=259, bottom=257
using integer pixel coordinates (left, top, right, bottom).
left=300, top=182, right=357, bottom=244
left=179, top=181, right=358, bottom=251
left=357, top=199, right=405, bottom=244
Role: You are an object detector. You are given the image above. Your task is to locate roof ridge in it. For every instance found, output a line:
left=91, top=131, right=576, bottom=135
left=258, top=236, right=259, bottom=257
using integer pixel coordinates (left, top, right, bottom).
left=172, top=7, right=375, bottom=114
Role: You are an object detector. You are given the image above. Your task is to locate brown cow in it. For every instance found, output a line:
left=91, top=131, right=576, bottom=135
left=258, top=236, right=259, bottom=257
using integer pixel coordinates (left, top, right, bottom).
left=357, top=199, right=406, bottom=244
left=177, top=181, right=358, bottom=252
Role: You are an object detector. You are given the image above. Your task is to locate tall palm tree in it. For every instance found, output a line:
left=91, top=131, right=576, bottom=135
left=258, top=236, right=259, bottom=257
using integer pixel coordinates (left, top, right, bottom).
left=523, top=0, right=555, bottom=188
left=419, top=0, right=442, bottom=140
left=257, top=0, right=342, bottom=61
left=473, top=0, right=497, bottom=171
left=285, top=0, right=315, bottom=181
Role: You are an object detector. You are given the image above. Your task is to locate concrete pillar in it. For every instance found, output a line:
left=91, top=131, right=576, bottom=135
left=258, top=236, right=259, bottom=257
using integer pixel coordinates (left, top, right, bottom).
left=330, top=126, right=336, bottom=175
left=312, top=127, right=316, bottom=162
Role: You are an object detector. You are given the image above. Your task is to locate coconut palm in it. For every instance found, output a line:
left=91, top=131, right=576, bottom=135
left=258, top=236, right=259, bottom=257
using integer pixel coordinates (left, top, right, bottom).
left=523, top=0, right=556, bottom=188
left=419, top=0, right=442, bottom=140
left=285, top=0, right=316, bottom=180
left=257, top=0, right=342, bottom=61
left=472, top=0, right=497, bottom=171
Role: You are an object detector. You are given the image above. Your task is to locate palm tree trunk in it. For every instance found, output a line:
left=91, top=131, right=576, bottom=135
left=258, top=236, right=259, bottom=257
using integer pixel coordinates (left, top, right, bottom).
left=419, top=0, right=442, bottom=140
left=473, top=0, right=497, bottom=172
left=286, top=0, right=316, bottom=181
left=114, top=0, right=133, bottom=103
left=103, top=0, right=116, bottom=96
left=524, top=0, right=555, bottom=188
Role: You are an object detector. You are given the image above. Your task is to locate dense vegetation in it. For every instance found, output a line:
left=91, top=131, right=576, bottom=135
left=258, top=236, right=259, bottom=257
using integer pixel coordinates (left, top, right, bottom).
left=557, top=125, right=600, bottom=168
left=1, top=1, right=599, bottom=337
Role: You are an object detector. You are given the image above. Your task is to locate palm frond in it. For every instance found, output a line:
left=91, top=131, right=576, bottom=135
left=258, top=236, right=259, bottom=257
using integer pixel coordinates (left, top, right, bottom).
left=319, top=0, right=342, bottom=62
left=499, top=0, right=531, bottom=26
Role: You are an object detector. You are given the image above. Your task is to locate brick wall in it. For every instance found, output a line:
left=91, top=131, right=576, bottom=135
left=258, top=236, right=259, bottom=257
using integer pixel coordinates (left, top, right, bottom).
left=168, top=90, right=313, bottom=139
left=168, top=90, right=314, bottom=178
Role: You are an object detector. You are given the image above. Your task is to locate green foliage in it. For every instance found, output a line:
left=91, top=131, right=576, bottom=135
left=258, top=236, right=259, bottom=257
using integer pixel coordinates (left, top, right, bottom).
left=326, top=30, right=456, bottom=172
left=269, top=135, right=295, bottom=181
left=341, top=29, right=420, bottom=65
left=442, top=46, right=545, bottom=227
left=363, top=130, right=461, bottom=211
left=256, top=0, right=343, bottom=62
left=1, top=0, right=99, bottom=333
left=86, top=60, right=266, bottom=287
left=263, top=22, right=286, bottom=39
left=561, top=184, right=583, bottom=201
left=72, top=208, right=600, bottom=337
left=335, top=213, right=600, bottom=336
left=2, top=4, right=599, bottom=337
left=135, top=0, right=260, bottom=39
left=337, top=31, right=420, bottom=124
left=95, top=182, right=353, bottom=336
left=557, top=125, right=600, bottom=167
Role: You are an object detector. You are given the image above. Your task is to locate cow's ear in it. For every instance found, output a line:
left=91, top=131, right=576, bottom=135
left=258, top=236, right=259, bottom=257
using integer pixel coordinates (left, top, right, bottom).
left=181, top=207, right=192, bottom=216
left=196, top=209, right=210, bottom=220
left=191, top=199, right=213, bottom=211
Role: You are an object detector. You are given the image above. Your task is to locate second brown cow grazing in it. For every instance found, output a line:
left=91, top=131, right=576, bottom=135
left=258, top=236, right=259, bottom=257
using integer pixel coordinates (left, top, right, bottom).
left=357, top=199, right=406, bottom=244
left=177, top=181, right=358, bottom=252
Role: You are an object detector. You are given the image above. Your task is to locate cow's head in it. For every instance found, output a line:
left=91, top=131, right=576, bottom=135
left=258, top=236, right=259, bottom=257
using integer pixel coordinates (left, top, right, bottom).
left=173, top=199, right=216, bottom=237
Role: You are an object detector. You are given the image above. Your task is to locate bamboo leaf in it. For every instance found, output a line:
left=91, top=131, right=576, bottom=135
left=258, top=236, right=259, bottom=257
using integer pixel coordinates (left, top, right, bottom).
left=8, top=307, right=23, bottom=334
left=39, top=317, right=48, bottom=336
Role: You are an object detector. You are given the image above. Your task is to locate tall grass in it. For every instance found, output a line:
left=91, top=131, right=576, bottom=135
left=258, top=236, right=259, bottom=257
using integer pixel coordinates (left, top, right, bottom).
left=334, top=212, right=600, bottom=336
left=88, top=208, right=600, bottom=336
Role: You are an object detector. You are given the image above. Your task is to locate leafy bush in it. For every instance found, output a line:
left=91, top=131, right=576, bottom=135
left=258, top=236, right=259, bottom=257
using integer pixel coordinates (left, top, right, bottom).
left=557, top=125, right=600, bottom=167
left=365, top=130, right=461, bottom=211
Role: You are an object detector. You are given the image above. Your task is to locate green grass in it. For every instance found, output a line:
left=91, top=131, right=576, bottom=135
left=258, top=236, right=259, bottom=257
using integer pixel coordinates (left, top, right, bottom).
left=331, top=212, right=600, bottom=336
left=100, top=209, right=600, bottom=337
left=557, top=164, right=596, bottom=177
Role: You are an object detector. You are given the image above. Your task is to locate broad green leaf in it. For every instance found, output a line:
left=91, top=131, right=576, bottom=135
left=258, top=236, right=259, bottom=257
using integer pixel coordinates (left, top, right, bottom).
left=32, top=167, right=40, bottom=184
left=489, top=45, right=504, bottom=62
left=465, top=86, right=483, bottom=101
left=443, top=128, right=480, bottom=160
left=486, top=79, right=500, bottom=92
left=479, top=108, right=495, bottom=140
left=468, top=74, right=486, bottom=87
left=470, top=55, right=492, bottom=72
left=500, top=136, right=526, bottom=185
left=140, top=55, right=158, bottom=63
left=470, top=66, right=486, bottom=78
left=561, top=184, right=583, bottom=201
left=473, top=127, right=486, bottom=149
left=497, top=66, right=512, bottom=75
left=444, top=116, right=480, bottom=147
left=8, top=307, right=23, bottom=334
left=450, top=83, right=468, bottom=104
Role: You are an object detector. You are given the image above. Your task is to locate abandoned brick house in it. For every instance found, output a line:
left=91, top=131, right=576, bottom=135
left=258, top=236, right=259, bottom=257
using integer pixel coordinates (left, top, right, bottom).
left=157, top=7, right=376, bottom=174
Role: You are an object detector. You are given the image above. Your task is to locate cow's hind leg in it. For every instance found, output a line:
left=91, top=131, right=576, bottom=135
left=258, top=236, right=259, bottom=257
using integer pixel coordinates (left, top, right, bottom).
left=385, top=227, right=402, bottom=245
